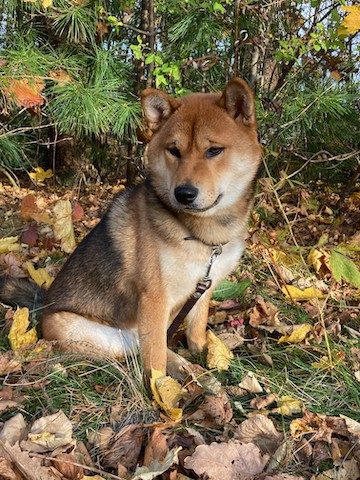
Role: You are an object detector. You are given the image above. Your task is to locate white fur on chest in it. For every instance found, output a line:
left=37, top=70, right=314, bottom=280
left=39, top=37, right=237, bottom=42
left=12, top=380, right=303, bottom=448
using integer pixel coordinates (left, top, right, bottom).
left=160, top=239, right=245, bottom=313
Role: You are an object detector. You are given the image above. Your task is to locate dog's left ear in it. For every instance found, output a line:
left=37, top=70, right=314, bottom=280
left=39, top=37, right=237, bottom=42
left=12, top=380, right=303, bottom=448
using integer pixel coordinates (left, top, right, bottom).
left=141, top=89, right=180, bottom=132
left=218, top=78, right=256, bottom=126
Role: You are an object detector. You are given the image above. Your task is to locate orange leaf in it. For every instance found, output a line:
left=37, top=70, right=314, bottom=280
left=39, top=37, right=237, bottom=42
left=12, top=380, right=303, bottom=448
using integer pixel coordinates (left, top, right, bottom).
left=5, top=78, right=44, bottom=108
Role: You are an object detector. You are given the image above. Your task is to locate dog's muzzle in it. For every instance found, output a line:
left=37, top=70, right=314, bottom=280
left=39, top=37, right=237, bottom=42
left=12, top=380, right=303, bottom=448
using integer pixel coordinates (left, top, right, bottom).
left=174, top=184, right=199, bottom=206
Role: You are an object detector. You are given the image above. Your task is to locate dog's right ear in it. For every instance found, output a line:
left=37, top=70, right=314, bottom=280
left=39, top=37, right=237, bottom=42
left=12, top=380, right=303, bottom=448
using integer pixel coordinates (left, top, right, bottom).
left=141, top=89, right=180, bottom=132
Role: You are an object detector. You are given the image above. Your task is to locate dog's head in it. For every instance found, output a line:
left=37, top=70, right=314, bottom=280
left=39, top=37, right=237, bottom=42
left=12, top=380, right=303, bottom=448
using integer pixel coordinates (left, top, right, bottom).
left=141, top=78, right=262, bottom=216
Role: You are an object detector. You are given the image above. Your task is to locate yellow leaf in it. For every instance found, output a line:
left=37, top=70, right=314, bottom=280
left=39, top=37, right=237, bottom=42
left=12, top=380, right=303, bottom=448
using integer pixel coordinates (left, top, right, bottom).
left=349, top=192, right=360, bottom=205
left=206, top=330, right=234, bottom=371
left=0, top=236, right=20, bottom=254
left=150, top=369, right=183, bottom=422
left=308, top=248, right=331, bottom=276
left=29, top=167, right=53, bottom=182
left=53, top=199, right=76, bottom=253
left=290, top=418, right=316, bottom=438
left=278, top=324, right=312, bottom=344
left=312, top=352, right=345, bottom=370
left=41, top=0, right=53, bottom=7
left=273, top=395, right=302, bottom=416
left=281, top=285, right=325, bottom=301
left=8, top=308, right=38, bottom=355
left=338, top=6, right=360, bottom=36
left=26, top=262, right=54, bottom=288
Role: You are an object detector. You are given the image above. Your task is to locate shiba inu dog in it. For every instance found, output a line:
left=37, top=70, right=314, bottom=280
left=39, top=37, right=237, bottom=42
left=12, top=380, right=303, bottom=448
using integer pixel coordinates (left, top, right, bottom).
left=0, top=78, right=262, bottom=378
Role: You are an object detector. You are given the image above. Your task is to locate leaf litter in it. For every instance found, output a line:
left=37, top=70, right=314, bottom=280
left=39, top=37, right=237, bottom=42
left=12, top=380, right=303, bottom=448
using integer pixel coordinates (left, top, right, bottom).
left=1, top=180, right=360, bottom=479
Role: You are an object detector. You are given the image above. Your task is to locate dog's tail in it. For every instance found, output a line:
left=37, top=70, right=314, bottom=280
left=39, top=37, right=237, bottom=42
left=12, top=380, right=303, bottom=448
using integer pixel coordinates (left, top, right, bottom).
left=0, top=276, right=44, bottom=311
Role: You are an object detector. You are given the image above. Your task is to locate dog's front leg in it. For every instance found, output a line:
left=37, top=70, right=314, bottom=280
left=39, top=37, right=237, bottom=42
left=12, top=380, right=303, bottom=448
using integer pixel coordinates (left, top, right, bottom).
left=185, top=291, right=213, bottom=353
left=138, top=294, right=169, bottom=378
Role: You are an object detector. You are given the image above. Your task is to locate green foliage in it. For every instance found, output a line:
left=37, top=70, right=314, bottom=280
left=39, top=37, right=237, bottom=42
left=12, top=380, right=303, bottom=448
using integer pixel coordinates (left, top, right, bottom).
left=329, top=249, right=360, bottom=289
left=212, top=279, right=252, bottom=301
left=0, top=0, right=358, bottom=181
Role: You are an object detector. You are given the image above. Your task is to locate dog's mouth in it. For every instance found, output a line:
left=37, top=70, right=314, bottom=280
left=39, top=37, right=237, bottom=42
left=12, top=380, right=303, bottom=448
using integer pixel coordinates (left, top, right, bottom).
left=176, top=193, right=223, bottom=213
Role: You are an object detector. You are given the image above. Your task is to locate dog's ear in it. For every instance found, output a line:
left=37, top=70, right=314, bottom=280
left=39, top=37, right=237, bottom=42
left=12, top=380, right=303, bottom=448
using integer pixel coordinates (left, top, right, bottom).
left=141, top=89, right=180, bottom=132
left=218, top=78, right=256, bottom=126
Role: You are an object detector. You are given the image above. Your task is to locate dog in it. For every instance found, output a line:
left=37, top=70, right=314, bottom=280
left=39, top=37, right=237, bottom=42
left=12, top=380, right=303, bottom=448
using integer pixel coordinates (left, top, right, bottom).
left=0, top=78, right=262, bottom=378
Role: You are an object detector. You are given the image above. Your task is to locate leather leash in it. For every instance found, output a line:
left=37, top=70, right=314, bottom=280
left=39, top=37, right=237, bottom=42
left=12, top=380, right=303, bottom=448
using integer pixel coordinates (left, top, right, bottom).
left=167, top=244, right=223, bottom=345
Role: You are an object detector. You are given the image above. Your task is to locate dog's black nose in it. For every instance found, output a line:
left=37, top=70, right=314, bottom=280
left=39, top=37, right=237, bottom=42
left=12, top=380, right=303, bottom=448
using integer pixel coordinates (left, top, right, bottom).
left=174, top=184, right=199, bottom=205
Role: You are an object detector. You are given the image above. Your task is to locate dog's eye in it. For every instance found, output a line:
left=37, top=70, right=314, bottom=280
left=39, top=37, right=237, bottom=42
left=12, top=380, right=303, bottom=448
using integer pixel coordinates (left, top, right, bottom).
left=206, top=147, right=224, bottom=158
left=167, top=146, right=181, bottom=158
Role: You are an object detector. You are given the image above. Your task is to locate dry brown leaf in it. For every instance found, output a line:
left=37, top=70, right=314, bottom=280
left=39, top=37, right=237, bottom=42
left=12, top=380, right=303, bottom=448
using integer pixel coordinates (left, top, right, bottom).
left=238, top=371, right=263, bottom=393
left=0, top=400, right=19, bottom=414
left=53, top=199, right=76, bottom=253
left=21, top=410, right=74, bottom=454
left=264, top=475, right=305, bottom=480
left=51, top=453, right=83, bottom=480
left=0, top=441, right=58, bottom=480
left=250, top=393, right=277, bottom=410
left=0, top=456, right=23, bottom=480
left=0, top=414, right=27, bottom=446
left=315, top=458, right=360, bottom=480
left=185, top=391, right=233, bottom=428
left=87, top=427, right=114, bottom=450
left=233, top=414, right=283, bottom=455
left=103, top=424, right=144, bottom=469
left=249, top=296, right=279, bottom=328
left=184, top=440, right=269, bottom=480
left=217, top=332, right=244, bottom=350
left=143, top=428, right=168, bottom=467
left=133, top=446, right=181, bottom=480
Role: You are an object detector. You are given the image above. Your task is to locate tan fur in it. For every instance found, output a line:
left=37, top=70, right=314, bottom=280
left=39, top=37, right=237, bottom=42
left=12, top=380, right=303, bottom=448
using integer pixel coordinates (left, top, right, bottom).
left=29, top=79, right=261, bottom=378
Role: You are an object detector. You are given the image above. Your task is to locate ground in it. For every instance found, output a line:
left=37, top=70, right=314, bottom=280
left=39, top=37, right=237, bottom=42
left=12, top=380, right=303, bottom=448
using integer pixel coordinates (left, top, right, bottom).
left=0, top=173, right=359, bottom=480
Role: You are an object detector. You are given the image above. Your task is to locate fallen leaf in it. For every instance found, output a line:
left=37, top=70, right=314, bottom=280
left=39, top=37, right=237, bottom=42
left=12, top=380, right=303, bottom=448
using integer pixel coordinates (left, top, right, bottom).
left=87, top=427, right=114, bottom=450
left=0, top=441, right=58, bottom=480
left=211, top=279, right=251, bottom=301
left=51, top=453, right=83, bottom=480
left=318, top=458, right=360, bottom=480
left=133, top=446, right=181, bottom=480
left=53, top=199, right=76, bottom=253
left=21, top=410, right=75, bottom=454
left=103, top=424, right=144, bottom=469
left=273, top=395, right=302, bottom=416
left=264, top=475, right=305, bottom=480
left=0, top=413, right=27, bottom=446
left=250, top=393, right=277, bottom=410
left=72, top=202, right=84, bottom=222
left=311, top=351, right=345, bottom=370
left=8, top=307, right=38, bottom=355
left=26, top=262, right=54, bottom=288
left=184, top=440, right=269, bottom=480
left=281, top=285, right=325, bottom=301
left=0, top=456, right=23, bottom=480
left=185, top=391, right=233, bottom=428
left=206, top=330, right=234, bottom=371
left=249, top=296, right=279, bottom=328
left=0, top=237, right=20, bottom=254
left=308, top=248, right=331, bottom=277
left=238, top=371, right=263, bottom=394
left=0, top=352, right=22, bottom=375
left=278, top=324, right=312, bottom=344
left=29, top=167, right=53, bottom=182
left=143, top=428, right=168, bottom=467
left=234, top=414, right=283, bottom=455
left=22, top=225, right=38, bottom=247
left=150, top=369, right=183, bottom=422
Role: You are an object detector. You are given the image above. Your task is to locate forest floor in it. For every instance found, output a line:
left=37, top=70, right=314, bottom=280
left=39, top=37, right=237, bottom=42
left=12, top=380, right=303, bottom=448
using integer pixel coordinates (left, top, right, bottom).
left=0, top=172, right=359, bottom=480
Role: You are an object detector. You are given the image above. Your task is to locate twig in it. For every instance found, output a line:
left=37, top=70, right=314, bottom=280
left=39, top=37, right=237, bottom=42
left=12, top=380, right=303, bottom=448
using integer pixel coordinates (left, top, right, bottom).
left=29, top=452, right=125, bottom=480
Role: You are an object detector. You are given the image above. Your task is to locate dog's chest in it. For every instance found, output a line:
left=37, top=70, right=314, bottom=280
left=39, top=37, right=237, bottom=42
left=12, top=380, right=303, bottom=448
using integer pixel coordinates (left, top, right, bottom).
left=160, top=239, right=245, bottom=310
